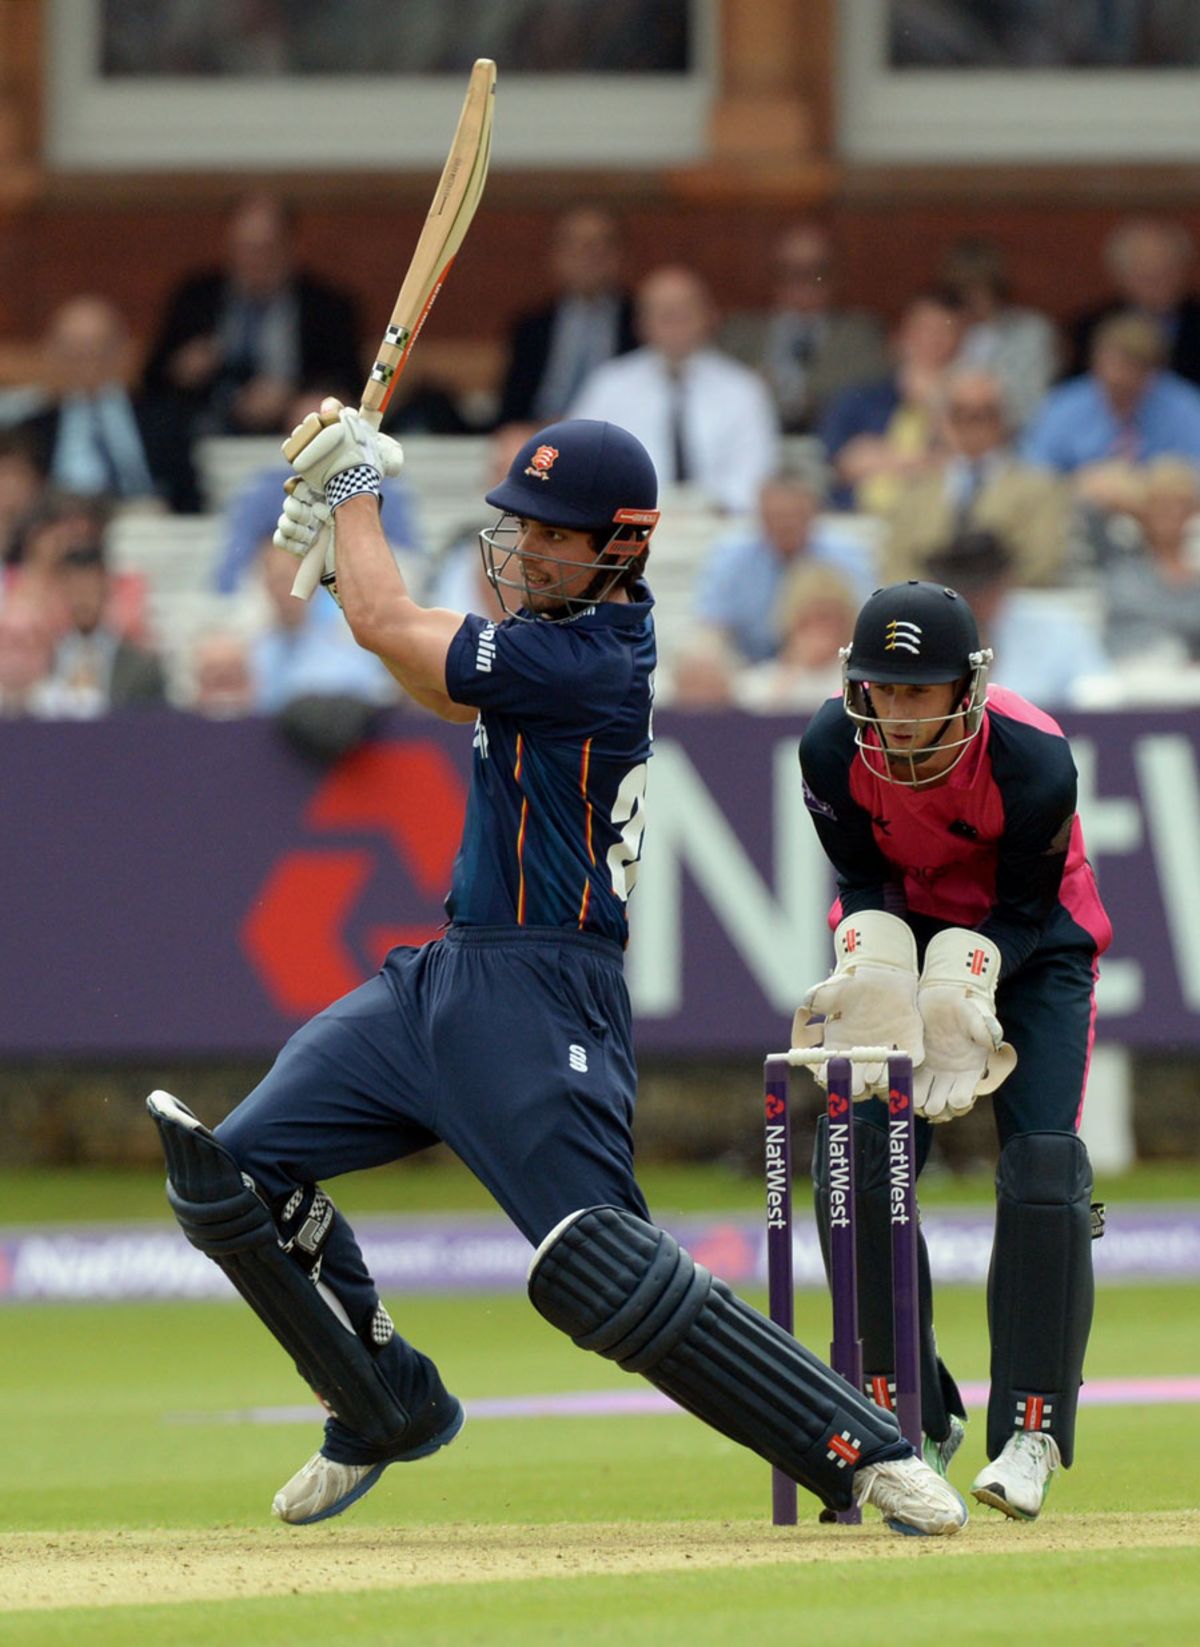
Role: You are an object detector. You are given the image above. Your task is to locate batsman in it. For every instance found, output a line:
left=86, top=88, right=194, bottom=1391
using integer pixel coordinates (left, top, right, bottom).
left=147, top=410, right=967, bottom=1535
left=796, top=579, right=1112, bottom=1520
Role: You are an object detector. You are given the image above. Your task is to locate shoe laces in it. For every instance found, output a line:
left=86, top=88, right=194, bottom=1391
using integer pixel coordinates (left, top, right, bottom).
left=1007, top=1432, right=1059, bottom=1481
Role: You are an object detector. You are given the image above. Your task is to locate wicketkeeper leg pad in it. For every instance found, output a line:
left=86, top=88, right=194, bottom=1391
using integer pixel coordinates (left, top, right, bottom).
left=812, top=1115, right=964, bottom=1442
left=987, top=1131, right=1095, bottom=1467
left=147, top=1089, right=418, bottom=1460
left=527, top=1204, right=908, bottom=1511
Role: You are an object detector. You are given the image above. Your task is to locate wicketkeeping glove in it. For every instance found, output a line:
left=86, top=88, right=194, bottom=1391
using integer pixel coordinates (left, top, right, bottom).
left=792, top=910, right=924, bottom=1098
left=913, top=928, right=1018, bottom=1122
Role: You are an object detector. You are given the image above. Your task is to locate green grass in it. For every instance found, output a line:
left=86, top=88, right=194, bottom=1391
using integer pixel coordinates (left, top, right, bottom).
left=2, top=1167, right=1199, bottom=1644
left=9, top=1551, right=1200, bottom=1647
left=3, top=1156, right=1198, bottom=1224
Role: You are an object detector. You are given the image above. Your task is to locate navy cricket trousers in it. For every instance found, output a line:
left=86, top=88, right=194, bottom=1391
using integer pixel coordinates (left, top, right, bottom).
left=216, top=925, right=649, bottom=1440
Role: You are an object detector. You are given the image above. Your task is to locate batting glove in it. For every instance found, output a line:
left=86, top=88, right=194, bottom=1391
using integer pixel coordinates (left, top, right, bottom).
left=913, top=928, right=1017, bottom=1122
left=792, top=910, right=924, bottom=1098
left=283, top=398, right=406, bottom=510
left=274, top=478, right=330, bottom=561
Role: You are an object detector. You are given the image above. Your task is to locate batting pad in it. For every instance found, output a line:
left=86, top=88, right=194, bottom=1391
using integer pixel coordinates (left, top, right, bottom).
left=988, top=1131, right=1095, bottom=1467
left=528, top=1204, right=908, bottom=1511
left=147, top=1090, right=413, bottom=1459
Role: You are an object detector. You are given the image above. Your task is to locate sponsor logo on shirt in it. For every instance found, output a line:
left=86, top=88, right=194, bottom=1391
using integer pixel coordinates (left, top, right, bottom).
left=475, top=622, right=497, bottom=673
left=802, top=778, right=837, bottom=821
left=568, top=1043, right=588, bottom=1073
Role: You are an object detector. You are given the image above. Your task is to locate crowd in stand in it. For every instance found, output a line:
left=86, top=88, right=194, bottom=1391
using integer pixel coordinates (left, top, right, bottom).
left=3, top=194, right=1200, bottom=748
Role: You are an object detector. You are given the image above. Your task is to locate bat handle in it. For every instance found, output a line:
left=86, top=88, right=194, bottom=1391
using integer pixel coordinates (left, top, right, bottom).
left=290, top=527, right=328, bottom=602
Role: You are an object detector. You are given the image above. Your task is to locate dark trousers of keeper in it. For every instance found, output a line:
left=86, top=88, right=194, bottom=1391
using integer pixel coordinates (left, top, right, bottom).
left=215, top=924, right=650, bottom=1459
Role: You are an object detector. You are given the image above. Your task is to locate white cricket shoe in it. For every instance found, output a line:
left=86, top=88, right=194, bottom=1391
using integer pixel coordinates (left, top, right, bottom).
left=854, top=1454, right=969, bottom=1536
left=272, top=1452, right=386, bottom=1525
left=971, top=1431, right=1060, bottom=1520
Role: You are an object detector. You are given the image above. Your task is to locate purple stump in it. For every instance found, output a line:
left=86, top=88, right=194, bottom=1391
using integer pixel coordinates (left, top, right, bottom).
left=826, top=1055, right=863, bottom=1524
left=888, top=1054, right=922, bottom=1451
left=763, top=1054, right=797, bottom=1527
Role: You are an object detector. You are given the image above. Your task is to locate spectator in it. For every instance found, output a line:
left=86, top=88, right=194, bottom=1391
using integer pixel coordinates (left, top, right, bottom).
left=882, top=365, right=1072, bottom=587
left=1021, top=311, right=1200, bottom=491
left=1102, top=458, right=1200, bottom=667
left=1069, top=217, right=1200, bottom=385
left=426, top=422, right=536, bottom=619
left=15, top=297, right=200, bottom=513
left=251, top=540, right=395, bottom=713
left=939, top=237, right=1059, bottom=427
left=213, top=386, right=421, bottom=595
left=189, top=629, right=256, bottom=718
left=496, top=204, right=637, bottom=427
left=924, top=529, right=1112, bottom=708
left=693, top=470, right=874, bottom=665
left=143, top=192, right=361, bottom=435
left=0, top=431, right=46, bottom=561
left=720, top=222, right=889, bottom=433
left=571, top=264, right=780, bottom=514
left=252, top=540, right=398, bottom=759
left=39, top=541, right=167, bottom=718
left=733, top=562, right=859, bottom=712
left=0, top=599, right=56, bottom=717
left=4, top=493, right=149, bottom=644
left=661, top=629, right=741, bottom=710
left=819, top=291, right=964, bottom=512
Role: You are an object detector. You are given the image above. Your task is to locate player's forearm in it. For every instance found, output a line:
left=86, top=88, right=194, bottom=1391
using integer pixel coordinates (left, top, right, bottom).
left=332, top=494, right=473, bottom=717
left=331, top=494, right=414, bottom=642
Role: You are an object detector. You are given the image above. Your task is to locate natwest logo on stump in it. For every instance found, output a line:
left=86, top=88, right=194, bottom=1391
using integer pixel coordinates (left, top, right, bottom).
left=242, top=741, right=466, bottom=1017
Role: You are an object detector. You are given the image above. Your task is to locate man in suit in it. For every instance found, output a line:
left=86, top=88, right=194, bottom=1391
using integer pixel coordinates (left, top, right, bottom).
left=18, top=297, right=201, bottom=514
left=143, top=192, right=362, bottom=436
left=495, top=204, right=637, bottom=427
left=882, top=366, right=1072, bottom=588
left=721, top=223, right=888, bottom=433
left=1069, top=217, right=1200, bottom=386
left=41, top=540, right=167, bottom=716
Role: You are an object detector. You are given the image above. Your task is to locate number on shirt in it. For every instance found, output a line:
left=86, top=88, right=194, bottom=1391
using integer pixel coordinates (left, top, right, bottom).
left=607, top=762, right=648, bottom=903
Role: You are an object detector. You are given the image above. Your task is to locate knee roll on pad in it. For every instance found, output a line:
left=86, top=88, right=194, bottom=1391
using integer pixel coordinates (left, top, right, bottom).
left=528, top=1204, right=907, bottom=1511
left=988, top=1130, right=1094, bottom=1467
left=147, top=1089, right=412, bottom=1460
left=812, top=1117, right=963, bottom=1442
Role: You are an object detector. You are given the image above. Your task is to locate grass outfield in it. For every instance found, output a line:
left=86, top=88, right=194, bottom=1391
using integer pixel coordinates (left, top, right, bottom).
left=3, top=1166, right=1198, bottom=1644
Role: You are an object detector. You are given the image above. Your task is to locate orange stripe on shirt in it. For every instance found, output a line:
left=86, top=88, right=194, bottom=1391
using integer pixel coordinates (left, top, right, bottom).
left=577, top=878, right=591, bottom=929
left=514, top=734, right=527, bottom=924
left=516, top=798, right=528, bottom=925
left=580, top=736, right=595, bottom=865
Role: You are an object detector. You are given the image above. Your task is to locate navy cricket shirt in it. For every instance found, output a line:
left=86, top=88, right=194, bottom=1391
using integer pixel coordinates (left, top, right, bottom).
left=442, top=584, right=656, bottom=946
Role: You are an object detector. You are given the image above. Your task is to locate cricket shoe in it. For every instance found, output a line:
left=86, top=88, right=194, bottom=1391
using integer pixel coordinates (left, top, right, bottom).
left=971, top=1431, right=1060, bottom=1521
left=923, top=1413, right=967, bottom=1479
left=272, top=1397, right=465, bottom=1525
left=854, top=1454, right=969, bottom=1536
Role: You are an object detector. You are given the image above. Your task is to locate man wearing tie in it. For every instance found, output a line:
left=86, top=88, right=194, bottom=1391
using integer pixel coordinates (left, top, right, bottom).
left=570, top=265, right=781, bottom=515
left=17, top=296, right=200, bottom=513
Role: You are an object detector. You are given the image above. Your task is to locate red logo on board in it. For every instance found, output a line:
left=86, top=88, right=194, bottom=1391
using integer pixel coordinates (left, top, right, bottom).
left=242, top=741, right=467, bottom=1017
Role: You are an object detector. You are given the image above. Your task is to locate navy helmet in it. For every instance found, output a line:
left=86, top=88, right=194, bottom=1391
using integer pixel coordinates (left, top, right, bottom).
left=844, top=580, right=982, bottom=684
left=481, top=419, right=660, bottom=621
left=841, top=580, right=993, bottom=786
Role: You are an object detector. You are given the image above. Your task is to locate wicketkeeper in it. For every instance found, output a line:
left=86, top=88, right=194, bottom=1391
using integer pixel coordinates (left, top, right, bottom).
left=797, top=579, right=1112, bottom=1519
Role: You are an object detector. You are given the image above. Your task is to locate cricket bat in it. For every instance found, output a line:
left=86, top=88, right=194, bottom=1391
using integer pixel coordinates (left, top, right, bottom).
left=285, top=57, right=497, bottom=598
